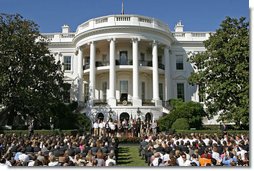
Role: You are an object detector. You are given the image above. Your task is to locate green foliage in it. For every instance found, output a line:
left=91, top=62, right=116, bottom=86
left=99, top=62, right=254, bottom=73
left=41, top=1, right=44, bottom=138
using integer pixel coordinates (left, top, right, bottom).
left=188, top=17, right=249, bottom=128
left=49, top=102, right=91, bottom=131
left=158, top=99, right=206, bottom=131
left=0, top=13, right=65, bottom=126
left=171, top=118, right=190, bottom=130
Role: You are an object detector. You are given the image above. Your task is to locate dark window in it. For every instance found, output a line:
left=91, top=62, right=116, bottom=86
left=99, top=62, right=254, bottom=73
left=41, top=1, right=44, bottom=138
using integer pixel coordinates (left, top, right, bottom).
left=64, top=56, right=71, bottom=70
left=159, top=83, right=163, bottom=100
left=176, top=55, right=184, bottom=70
left=120, top=51, right=128, bottom=65
left=177, top=83, right=185, bottom=101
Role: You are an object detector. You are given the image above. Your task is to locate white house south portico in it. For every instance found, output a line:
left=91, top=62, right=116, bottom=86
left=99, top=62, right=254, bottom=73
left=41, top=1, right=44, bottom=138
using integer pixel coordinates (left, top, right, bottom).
left=44, top=14, right=213, bottom=124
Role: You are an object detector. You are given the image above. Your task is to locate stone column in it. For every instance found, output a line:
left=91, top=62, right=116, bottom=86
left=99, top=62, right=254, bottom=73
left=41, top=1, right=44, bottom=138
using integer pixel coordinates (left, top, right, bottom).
left=77, top=47, right=84, bottom=102
left=132, top=38, right=142, bottom=106
left=152, top=41, right=161, bottom=106
left=89, top=41, right=96, bottom=100
left=108, top=38, right=116, bottom=106
left=164, top=46, right=171, bottom=101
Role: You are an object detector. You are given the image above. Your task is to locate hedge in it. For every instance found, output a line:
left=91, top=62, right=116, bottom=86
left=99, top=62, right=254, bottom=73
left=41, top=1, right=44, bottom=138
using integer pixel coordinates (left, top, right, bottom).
left=0, top=129, right=249, bottom=141
left=0, top=129, right=87, bottom=136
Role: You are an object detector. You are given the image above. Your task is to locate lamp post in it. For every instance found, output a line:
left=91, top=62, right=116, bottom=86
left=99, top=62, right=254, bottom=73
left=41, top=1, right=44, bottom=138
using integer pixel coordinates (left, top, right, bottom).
left=109, top=108, right=113, bottom=120
left=137, top=107, right=141, bottom=118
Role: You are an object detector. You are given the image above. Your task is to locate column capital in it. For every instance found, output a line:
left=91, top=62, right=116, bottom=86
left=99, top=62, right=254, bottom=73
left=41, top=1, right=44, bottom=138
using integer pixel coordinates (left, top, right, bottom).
left=131, top=37, right=140, bottom=43
left=107, top=38, right=116, bottom=42
left=87, top=41, right=96, bottom=46
left=75, top=46, right=84, bottom=55
left=163, top=45, right=171, bottom=50
left=152, top=40, right=159, bottom=46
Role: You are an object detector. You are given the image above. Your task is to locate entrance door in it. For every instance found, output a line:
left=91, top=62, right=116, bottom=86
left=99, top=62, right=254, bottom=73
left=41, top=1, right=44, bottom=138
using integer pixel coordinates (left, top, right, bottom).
left=97, top=113, right=104, bottom=122
left=120, top=112, right=130, bottom=122
left=145, top=113, right=152, bottom=123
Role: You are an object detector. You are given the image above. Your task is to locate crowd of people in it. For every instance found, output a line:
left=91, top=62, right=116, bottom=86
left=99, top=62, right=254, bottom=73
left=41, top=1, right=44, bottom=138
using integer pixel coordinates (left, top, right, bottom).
left=92, top=118, right=158, bottom=138
left=139, top=132, right=249, bottom=167
left=0, top=118, right=249, bottom=167
left=0, top=133, right=118, bottom=166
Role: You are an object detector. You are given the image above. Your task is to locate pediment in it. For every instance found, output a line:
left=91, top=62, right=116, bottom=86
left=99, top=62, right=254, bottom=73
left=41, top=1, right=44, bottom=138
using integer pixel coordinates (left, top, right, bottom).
left=173, top=75, right=187, bottom=80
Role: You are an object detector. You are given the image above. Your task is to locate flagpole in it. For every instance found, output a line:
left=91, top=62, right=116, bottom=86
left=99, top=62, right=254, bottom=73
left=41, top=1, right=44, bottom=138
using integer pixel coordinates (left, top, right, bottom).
left=121, top=0, right=124, bottom=15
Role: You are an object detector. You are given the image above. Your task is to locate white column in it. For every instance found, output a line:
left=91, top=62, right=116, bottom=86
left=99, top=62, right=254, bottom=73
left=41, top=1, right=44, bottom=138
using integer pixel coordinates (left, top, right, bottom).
left=77, top=47, right=84, bottom=102
left=132, top=38, right=142, bottom=106
left=152, top=41, right=160, bottom=101
left=164, top=46, right=171, bottom=101
left=108, top=38, right=116, bottom=106
left=89, top=41, right=96, bottom=100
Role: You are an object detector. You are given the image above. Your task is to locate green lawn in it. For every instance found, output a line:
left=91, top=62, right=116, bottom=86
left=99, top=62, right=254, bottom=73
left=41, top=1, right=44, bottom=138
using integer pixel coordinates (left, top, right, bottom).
left=117, top=145, right=147, bottom=167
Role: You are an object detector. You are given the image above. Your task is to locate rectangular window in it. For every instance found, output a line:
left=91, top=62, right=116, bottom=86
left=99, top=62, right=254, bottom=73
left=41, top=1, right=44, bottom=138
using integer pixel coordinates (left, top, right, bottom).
left=159, top=83, right=163, bottom=100
left=140, top=53, right=145, bottom=66
left=119, top=51, right=128, bottom=65
left=102, top=82, right=107, bottom=101
left=176, top=55, right=184, bottom=70
left=120, top=80, right=128, bottom=94
left=64, top=56, right=71, bottom=71
left=177, top=83, right=185, bottom=101
left=84, top=83, right=89, bottom=102
left=120, top=80, right=128, bottom=101
left=141, top=82, right=145, bottom=100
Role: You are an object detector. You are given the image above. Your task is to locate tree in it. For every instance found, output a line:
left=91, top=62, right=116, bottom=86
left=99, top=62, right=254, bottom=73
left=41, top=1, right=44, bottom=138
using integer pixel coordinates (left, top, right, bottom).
left=0, top=13, right=65, bottom=127
left=171, top=118, right=190, bottom=130
left=158, top=99, right=206, bottom=131
left=188, top=17, right=249, bottom=128
left=49, top=102, right=91, bottom=131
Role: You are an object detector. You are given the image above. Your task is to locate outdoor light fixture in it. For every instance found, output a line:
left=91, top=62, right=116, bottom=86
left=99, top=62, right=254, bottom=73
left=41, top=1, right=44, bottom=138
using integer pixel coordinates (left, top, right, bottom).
left=109, top=108, right=113, bottom=119
left=137, top=107, right=141, bottom=116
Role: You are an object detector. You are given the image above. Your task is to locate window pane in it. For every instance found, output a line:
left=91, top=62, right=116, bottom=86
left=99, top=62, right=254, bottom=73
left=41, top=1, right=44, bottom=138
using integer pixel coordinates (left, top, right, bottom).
left=142, top=82, right=145, bottom=100
left=159, top=83, right=163, bottom=100
left=176, top=55, right=183, bottom=70
left=64, top=56, right=71, bottom=70
left=177, top=83, right=185, bottom=101
left=102, top=82, right=107, bottom=101
left=120, top=51, right=128, bottom=65
left=120, top=80, right=128, bottom=94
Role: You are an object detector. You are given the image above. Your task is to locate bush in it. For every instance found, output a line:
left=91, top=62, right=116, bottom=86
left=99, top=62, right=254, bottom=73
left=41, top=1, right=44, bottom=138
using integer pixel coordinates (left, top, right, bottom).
left=171, top=118, right=190, bottom=130
left=158, top=99, right=206, bottom=131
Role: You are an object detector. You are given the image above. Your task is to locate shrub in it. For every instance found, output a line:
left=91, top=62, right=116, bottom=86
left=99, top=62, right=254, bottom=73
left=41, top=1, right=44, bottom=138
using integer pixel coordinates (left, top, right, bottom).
left=171, top=118, right=190, bottom=130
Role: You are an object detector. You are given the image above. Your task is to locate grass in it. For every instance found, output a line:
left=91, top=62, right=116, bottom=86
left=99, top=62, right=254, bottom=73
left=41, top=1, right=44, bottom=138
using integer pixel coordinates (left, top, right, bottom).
left=117, top=145, right=147, bottom=167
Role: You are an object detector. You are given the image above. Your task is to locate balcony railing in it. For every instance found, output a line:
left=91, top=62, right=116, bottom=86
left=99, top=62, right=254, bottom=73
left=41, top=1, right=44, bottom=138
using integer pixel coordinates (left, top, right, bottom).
left=83, top=60, right=165, bottom=70
left=115, top=59, right=133, bottom=65
left=96, top=61, right=109, bottom=67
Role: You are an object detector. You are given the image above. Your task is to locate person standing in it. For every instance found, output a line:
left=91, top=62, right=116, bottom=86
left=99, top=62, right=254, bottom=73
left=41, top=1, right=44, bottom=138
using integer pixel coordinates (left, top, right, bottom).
left=93, top=120, right=99, bottom=136
left=28, top=119, right=34, bottom=138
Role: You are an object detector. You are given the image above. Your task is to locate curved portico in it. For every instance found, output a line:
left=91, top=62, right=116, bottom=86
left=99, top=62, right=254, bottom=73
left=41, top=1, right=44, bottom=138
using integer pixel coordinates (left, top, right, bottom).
left=76, top=37, right=172, bottom=107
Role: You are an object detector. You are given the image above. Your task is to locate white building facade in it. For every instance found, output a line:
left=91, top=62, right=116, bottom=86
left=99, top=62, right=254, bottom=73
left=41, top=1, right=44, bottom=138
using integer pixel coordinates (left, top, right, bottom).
left=43, top=15, right=214, bottom=124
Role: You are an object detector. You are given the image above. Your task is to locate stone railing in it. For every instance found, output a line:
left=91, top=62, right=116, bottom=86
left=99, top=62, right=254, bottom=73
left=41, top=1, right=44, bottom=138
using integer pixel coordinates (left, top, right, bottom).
left=172, top=32, right=212, bottom=41
left=76, top=15, right=170, bottom=34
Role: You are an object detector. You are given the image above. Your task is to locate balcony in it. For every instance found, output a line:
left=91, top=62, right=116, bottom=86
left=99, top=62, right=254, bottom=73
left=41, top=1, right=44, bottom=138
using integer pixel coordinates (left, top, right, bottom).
left=83, top=60, right=165, bottom=70
left=115, top=59, right=133, bottom=65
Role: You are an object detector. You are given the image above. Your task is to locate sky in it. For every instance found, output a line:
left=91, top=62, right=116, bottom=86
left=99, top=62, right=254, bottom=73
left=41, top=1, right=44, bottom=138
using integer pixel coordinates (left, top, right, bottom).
left=0, top=0, right=249, bottom=33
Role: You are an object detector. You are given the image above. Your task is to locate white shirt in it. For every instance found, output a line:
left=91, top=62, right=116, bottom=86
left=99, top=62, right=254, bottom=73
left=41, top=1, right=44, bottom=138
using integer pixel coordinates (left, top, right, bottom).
left=93, top=122, right=99, bottom=129
left=99, top=122, right=105, bottom=128
left=177, top=157, right=192, bottom=166
left=105, top=158, right=116, bottom=166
